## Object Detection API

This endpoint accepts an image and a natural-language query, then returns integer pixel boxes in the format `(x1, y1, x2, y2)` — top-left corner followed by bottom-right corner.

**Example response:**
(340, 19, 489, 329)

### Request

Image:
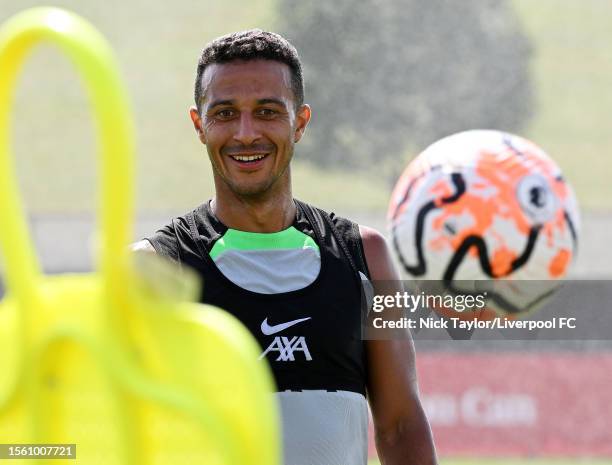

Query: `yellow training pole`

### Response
(0, 7, 280, 464)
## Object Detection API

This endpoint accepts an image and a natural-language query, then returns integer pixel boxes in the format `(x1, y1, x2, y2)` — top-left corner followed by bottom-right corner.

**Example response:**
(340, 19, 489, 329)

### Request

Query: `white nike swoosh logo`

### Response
(261, 317, 312, 335)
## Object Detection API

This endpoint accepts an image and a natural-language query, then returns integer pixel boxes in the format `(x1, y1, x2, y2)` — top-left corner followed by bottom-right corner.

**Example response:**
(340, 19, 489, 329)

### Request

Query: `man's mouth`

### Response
(229, 153, 268, 163)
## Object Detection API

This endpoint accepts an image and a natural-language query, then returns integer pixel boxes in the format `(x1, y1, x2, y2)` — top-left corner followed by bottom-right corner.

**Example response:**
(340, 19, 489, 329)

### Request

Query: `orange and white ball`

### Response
(388, 130, 580, 317)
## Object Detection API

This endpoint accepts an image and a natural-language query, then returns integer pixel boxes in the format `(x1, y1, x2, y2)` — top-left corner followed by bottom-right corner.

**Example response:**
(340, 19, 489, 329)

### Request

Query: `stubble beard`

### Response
(209, 147, 294, 200)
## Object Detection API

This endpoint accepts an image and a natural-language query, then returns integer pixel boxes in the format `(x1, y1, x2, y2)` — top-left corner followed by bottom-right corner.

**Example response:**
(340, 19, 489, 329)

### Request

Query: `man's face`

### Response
(190, 60, 310, 198)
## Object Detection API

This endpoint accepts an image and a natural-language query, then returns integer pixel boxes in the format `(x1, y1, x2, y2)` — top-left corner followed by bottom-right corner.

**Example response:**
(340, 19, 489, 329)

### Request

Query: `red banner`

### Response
(368, 352, 612, 458)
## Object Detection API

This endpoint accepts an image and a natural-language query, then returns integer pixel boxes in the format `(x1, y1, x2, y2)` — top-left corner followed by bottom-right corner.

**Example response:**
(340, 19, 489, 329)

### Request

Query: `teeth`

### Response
(232, 154, 266, 162)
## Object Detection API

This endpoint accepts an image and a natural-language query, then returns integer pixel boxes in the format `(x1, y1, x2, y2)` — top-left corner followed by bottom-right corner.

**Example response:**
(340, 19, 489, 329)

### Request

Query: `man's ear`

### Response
(189, 106, 206, 144)
(293, 104, 311, 143)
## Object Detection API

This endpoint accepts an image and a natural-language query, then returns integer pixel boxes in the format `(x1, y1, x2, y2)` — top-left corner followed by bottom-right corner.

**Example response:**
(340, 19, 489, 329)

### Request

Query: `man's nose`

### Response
(233, 113, 261, 145)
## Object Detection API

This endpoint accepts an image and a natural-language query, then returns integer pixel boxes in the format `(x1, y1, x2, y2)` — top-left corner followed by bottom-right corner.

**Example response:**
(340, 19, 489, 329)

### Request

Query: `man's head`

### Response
(194, 29, 304, 114)
(190, 30, 311, 199)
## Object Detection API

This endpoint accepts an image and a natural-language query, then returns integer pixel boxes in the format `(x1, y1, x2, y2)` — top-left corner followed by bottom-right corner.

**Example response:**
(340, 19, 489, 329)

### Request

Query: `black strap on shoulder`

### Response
(185, 199, 369, 280)
(187, 210, 209, 259)
(295, 200, 362, 278)
(170, 217, 184, 268)
(347, 221, 371, 279)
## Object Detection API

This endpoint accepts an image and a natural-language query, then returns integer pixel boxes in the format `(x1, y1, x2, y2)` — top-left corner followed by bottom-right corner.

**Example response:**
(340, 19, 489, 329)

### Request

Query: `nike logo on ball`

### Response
(261, 317, 311, 335)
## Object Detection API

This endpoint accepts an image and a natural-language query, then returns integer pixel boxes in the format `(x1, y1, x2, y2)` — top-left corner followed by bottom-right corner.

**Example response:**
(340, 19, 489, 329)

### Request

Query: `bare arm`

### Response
(360, 225, 438, 465)
(130, 239, 156, 253)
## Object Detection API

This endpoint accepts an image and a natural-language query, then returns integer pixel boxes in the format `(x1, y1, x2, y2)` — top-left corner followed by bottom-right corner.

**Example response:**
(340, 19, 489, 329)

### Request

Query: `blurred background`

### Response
(0, 0, 610, 463)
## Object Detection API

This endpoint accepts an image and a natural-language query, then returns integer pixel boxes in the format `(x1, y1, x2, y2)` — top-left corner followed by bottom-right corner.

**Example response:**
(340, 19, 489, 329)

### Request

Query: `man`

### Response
(134, 29, 437, 465)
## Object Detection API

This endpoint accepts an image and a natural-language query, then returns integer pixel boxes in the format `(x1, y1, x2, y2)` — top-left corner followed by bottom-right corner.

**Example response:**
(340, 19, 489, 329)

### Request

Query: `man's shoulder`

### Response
(151, 202, 212, 237)
(296, 199, 358, 232)
(300, 201, 392, 280)
(297, 200, 374, 278)
(358, 225, 398, 281)
(140, 202, 212, 261)
(358, 225, 387, 251)
(131, 239, 156, 253)
(297, 200, 387, 247)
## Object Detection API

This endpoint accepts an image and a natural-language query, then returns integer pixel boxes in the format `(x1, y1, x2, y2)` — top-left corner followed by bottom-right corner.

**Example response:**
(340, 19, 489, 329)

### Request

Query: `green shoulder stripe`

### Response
(209, 226, 319, 260)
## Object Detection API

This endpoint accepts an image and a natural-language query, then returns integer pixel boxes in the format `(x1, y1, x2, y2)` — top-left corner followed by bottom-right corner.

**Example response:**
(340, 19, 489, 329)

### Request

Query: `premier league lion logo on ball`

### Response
(388, 130, 580, 319)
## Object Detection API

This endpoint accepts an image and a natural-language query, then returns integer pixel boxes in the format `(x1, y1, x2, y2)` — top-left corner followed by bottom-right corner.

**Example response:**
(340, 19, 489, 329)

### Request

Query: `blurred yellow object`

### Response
(0, 7, 279, 464)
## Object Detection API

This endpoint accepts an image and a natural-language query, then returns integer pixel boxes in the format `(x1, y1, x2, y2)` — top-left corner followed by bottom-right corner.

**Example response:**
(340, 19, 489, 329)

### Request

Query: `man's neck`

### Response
(211, 189, 296, 233)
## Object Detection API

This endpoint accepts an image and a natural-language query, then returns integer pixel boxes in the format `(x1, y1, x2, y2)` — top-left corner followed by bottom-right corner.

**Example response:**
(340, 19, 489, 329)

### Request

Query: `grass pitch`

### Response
(512, 0, 612, 211)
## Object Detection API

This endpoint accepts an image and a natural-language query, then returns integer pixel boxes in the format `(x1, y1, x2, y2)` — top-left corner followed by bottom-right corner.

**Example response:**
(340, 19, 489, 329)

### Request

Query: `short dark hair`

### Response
(194, 29, 304, 113)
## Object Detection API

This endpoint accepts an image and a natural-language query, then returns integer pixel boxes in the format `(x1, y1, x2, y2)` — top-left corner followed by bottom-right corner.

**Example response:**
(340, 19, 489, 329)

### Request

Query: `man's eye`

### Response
(216, 109, 235, 118)
(257, 108, 277, 117)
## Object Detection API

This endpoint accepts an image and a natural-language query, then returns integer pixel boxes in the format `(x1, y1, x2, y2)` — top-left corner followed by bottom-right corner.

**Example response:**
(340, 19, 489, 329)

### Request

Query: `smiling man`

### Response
(134, 30, 437, 465)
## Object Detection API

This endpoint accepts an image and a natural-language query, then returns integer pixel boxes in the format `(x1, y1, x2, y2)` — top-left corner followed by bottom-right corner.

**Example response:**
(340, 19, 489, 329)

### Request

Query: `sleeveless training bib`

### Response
(147, 200, 372, 465)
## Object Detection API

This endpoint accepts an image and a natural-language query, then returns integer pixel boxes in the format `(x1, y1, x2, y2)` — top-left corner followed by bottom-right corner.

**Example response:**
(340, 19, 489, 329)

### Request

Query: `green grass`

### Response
(511, 0, 612, 211)
(2, 0, 611, 214)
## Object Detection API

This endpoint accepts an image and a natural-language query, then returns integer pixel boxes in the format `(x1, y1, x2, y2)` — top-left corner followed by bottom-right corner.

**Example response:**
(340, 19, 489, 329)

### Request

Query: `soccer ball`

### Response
(388, 130, 580, 318)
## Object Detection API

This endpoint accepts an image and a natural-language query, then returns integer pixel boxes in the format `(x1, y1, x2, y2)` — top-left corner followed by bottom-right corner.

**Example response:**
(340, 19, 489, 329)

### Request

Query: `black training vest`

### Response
(147, 200, 370, 395)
